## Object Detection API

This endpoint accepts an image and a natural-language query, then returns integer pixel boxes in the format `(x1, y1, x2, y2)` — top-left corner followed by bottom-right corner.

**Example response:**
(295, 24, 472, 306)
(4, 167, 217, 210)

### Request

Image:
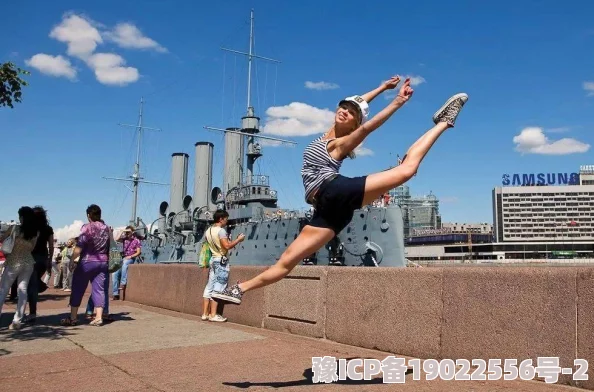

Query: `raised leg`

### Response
(362, 122, 449, 206)
(211, 225, 335, 304)
(241, 225, 335, 292)
(362, 93, 468, 206)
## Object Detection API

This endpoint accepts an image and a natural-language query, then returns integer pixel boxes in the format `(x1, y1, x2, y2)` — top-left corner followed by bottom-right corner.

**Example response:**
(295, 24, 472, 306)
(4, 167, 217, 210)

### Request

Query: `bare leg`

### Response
(238, 226, 335, 293)
(209, 300, 222, 317)
(362, 122, 450, 206)
(202, 298, 210, 316)
(94, 306, 103, 321)
(70, 306, 78, 320)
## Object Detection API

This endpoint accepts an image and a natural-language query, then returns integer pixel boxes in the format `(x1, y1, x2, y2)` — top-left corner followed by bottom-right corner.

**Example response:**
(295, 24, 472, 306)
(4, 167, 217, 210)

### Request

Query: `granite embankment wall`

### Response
(126, 264, 594, 390)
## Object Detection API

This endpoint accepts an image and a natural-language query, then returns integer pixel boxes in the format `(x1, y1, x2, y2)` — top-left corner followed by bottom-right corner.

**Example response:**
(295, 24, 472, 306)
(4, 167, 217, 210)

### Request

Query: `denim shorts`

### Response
(203, 257, 230, 299)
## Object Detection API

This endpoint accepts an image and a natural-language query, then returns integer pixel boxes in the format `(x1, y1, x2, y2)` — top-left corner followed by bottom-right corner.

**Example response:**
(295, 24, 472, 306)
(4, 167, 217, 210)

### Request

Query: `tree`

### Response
(0, 62, 30, 108)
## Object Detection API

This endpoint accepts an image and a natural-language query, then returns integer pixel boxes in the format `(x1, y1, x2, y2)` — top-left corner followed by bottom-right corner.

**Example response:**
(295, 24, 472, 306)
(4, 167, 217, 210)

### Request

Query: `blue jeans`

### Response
(86, 271, 109, 315)
(112, 257, 136, 296)
(203, 258, 230, 299)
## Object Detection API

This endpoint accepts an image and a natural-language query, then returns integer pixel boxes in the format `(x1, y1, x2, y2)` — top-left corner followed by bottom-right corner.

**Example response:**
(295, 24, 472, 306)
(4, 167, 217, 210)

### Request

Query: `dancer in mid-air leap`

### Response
(212, 76, 468, 304)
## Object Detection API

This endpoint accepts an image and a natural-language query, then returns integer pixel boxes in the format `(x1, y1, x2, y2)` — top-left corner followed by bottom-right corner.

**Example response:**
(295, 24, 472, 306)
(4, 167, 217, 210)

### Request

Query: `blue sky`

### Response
(2, 0, 593, 239)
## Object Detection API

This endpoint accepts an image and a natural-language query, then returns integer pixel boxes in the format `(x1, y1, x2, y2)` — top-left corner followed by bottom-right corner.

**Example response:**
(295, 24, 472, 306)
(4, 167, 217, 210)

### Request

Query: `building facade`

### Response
(390, 185, 441, 238)
(581, 165, 594, 186)
(406, 167, 594, 263)
(492, 185, 594, 243)
(440, 222, 493, 235)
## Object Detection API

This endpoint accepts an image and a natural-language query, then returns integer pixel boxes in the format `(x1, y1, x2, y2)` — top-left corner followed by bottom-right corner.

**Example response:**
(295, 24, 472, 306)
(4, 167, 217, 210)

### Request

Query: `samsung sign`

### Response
(502, 172, 580, 186)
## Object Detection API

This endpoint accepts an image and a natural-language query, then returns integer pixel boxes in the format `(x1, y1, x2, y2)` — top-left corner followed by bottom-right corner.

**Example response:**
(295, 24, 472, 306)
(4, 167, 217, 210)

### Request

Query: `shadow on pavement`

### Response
(0, 312, 135, 342)
(223, 357, 413, 388)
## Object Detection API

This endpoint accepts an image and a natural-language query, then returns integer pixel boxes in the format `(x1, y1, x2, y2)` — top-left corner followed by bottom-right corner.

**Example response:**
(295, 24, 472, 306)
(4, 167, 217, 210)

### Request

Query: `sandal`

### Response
(60, 318, 78, 326)
(89, 319, 103, 326)
(85, 313, 95, 320)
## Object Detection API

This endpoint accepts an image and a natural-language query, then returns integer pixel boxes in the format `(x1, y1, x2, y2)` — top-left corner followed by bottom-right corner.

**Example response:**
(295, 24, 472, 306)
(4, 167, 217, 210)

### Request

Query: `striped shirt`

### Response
(301, 136, 343, 203)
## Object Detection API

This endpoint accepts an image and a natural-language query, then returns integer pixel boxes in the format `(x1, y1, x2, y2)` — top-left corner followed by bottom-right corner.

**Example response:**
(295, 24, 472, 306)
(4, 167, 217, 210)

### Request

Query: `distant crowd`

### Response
(0, 204, 143, 329)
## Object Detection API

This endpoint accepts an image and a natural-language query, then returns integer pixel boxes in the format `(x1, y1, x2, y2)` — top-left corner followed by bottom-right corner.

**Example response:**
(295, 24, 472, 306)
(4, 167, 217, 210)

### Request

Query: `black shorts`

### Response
(308, 174, 367, 234)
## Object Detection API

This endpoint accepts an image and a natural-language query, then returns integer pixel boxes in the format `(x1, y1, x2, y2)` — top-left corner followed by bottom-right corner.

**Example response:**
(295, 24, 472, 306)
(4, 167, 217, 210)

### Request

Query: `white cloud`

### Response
(305, 81, 339, 90)
(513, 127, 590, 155)
(262, 102, 335, 137)
(441, 196, 459, 203)
(25, 54, 77, 80)
(93, 63, 139, 86)
(406, 75, 426, 86)
(54, 220, 84, 243)
(38, 13, 165, 86)
(354, 144, 374, 157)
(584, 81, 594, 96)
(260, 102, 374, 156)
(258, 139, 285, 147)
(104, 23, 167, 52)
(86, 53, 139, 85)
(49, 14, 103, 59)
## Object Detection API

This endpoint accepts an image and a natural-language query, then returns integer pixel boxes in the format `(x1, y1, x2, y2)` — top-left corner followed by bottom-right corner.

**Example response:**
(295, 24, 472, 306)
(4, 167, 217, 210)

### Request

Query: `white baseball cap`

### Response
(339, 95, 370, 124)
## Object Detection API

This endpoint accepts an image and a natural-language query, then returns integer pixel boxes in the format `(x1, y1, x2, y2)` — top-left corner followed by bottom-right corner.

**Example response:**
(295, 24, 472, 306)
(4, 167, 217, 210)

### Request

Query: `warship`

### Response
(130, 10, 408, 267)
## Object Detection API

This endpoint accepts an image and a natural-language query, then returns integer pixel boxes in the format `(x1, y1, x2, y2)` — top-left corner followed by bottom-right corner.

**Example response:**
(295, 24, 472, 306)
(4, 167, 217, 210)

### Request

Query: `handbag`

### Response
(1, 226, 17, 254)
(198, 240, 212, 268)
(108, 228, 123, 273)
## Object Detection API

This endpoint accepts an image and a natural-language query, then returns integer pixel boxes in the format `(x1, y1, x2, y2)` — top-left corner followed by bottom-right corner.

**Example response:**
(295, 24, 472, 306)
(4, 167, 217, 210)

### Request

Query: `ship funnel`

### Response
(194, 142, 215, 212)
(157, 201, 168, 233)
(223, 128, 244, 195)
(170, 153, 189, 215)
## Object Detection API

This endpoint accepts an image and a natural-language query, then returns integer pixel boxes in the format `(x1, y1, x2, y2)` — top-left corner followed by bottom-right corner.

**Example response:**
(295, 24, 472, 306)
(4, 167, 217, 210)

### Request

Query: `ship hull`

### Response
(142, 204, 406, 267)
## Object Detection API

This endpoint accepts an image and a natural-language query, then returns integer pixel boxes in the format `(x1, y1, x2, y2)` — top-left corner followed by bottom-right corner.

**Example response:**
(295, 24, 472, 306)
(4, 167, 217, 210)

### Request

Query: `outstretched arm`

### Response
(360, 75, 401, 104)
(330, 78, 414, 161)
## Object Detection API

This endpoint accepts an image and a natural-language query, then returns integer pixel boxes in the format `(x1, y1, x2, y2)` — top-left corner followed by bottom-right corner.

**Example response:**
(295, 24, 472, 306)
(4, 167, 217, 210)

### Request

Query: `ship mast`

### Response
(246, 9, 255, 111)
(219, 9, 285, 181)
(204, 9, 295, 207)
(104, 97, 168, 226)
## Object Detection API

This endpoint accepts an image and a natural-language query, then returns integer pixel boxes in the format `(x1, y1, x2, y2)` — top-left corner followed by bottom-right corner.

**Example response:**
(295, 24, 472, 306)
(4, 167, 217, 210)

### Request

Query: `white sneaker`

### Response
(208, 314, 227, 322)
(432, 93, 469, 126)
(201, 314, 208, 321)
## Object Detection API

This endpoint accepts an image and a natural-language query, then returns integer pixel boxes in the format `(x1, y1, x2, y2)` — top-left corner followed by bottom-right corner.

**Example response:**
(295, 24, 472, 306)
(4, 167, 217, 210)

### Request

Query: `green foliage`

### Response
(0, 62, 30, 108)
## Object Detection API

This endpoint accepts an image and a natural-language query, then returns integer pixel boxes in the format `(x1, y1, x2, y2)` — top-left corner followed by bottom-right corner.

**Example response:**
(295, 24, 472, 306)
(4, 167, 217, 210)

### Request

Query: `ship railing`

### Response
(242, 174, 269, 186)
(226, 184, 278, 201)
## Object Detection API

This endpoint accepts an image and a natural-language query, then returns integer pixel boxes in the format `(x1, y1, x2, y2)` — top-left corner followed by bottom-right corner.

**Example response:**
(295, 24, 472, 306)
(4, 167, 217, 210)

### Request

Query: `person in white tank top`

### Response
(212, 75, 469, 305)
(0, 207, 40, 330)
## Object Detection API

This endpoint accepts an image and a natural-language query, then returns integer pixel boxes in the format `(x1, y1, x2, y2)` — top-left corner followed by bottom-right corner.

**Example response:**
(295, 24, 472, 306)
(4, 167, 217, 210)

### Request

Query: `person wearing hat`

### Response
(111, 225, 141, 300)
(212, 76, 469, 304)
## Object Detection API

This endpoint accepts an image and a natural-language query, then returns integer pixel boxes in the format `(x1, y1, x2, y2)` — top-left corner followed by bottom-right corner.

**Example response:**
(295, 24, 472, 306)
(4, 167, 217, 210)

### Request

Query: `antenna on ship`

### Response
(203, 8, 296, 208)
(204, 8, 295, 148)
(104, 97, 168, 226)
